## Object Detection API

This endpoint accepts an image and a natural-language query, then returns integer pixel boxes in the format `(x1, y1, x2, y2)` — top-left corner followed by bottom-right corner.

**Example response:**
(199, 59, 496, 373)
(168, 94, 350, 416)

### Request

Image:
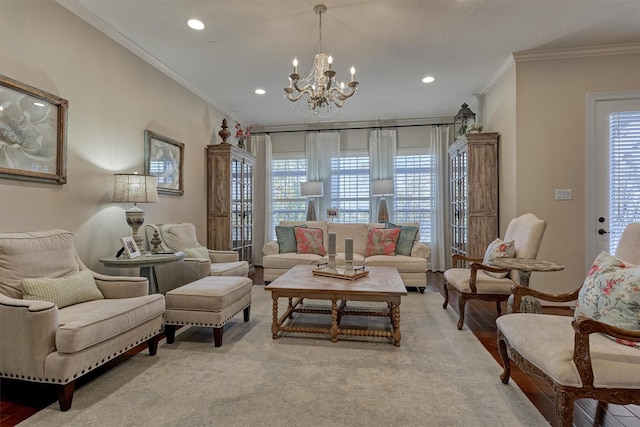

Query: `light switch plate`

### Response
(555, 189, 572, 200)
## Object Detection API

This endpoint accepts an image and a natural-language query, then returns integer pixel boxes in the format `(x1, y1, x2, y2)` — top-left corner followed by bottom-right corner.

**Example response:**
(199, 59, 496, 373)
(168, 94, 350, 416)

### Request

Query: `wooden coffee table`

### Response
(266, 265, 407, 346)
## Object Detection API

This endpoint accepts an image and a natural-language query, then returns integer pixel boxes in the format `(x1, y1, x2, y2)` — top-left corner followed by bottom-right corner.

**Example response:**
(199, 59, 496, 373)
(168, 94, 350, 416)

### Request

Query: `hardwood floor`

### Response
(2, 269, 639, 426)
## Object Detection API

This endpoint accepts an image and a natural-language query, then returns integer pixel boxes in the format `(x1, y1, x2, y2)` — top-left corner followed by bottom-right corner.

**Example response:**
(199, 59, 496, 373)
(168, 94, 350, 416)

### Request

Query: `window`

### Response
(394, 154, 432, 242)
(609, 110, 640, 254)
(331, 155, 370, 223)
(271, 157, 307, 239)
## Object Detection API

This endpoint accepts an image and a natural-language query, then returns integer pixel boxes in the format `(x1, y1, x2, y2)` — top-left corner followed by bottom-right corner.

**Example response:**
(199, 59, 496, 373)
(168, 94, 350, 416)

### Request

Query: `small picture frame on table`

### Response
(327, 208, 339, 218)
(121, 236, 141, 259)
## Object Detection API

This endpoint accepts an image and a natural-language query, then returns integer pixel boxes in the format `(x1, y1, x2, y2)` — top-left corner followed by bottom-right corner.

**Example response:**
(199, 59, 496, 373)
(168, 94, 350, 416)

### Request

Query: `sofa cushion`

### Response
(364, 255, 426, 272)
(295, 227, 326, 256)
(482, 238, 516, 279)
(56, 294, 165, 353)
(276, 225, 305, 254)
(365, 227, 401, 256)
(385, 222, 418, 256)
(263, 253, 324, 269)
(22, 269, 104, 309)
(575, 251, 640, 347)
(328, 223, 369, 255)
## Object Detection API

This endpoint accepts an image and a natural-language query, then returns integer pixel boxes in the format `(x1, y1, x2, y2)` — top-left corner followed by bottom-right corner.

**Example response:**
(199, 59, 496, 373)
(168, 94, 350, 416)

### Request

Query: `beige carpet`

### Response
(20, 286, 549, 426)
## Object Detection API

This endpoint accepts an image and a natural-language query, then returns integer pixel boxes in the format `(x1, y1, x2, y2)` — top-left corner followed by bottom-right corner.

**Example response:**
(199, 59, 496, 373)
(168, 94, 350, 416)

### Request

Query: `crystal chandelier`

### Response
(284, 4, 359, 118)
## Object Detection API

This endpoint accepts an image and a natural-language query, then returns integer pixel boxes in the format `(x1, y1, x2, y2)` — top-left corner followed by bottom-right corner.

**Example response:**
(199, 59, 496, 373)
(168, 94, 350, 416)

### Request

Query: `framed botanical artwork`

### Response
(121, 236, 141, 259)
(144, 130, 184, 195)
(0, 74, 68, 184)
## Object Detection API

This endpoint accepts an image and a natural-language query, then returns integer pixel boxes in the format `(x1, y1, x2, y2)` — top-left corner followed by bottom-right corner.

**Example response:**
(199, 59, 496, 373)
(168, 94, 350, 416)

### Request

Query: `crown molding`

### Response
(477, 55, 515, 96)
(513, 43, 640, 62)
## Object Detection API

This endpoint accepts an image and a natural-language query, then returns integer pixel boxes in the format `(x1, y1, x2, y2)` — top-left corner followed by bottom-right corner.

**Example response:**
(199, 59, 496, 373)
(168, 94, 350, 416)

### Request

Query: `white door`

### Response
(587, 92, 640, 264)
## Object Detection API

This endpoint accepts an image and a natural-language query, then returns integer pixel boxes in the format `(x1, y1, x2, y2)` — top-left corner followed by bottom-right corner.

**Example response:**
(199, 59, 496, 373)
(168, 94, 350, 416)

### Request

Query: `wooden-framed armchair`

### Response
(442, 213, 547, 329)
(496, 223, 640, 426)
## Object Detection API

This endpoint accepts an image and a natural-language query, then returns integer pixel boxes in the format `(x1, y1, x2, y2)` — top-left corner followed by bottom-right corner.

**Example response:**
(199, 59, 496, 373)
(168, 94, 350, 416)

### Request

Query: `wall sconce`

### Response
(300, 181, 324, 221)
(371, 179, 394, 222)
(113, 173, 158, 252)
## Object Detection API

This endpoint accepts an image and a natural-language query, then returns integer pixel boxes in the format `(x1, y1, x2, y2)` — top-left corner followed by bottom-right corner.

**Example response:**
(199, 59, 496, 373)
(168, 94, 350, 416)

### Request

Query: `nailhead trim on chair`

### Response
(0, 329, 161, 384)
(164, 303, 250, 328)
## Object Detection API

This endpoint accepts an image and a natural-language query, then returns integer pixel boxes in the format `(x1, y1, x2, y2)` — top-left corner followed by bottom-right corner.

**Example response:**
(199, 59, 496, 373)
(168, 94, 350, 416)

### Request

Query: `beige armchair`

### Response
(145, 223, 249, 294)
(442, 213, 547, 329)
(0, 230, 165, 411)
(497, 223, 640, 427)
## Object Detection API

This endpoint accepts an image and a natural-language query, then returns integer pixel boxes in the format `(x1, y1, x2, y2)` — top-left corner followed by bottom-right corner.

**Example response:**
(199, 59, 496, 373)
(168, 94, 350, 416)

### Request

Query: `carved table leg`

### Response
(330, 299, 338, 342)
(287, 297, 294, 319)
(391, 302, 401, 347)
(272, 295, 279, 339)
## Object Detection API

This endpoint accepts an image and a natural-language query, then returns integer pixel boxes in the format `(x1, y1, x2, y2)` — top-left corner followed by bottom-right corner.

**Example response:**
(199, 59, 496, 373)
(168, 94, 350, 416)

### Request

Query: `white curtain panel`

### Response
(305, 132, 340, 220)
(430, 126, 450, 271)
(369, 129, 397, 222)
(248, 134, 272, 266)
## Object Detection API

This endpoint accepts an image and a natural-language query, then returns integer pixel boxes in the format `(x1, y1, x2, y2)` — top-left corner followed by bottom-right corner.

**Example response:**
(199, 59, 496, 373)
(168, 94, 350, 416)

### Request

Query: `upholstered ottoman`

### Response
(164, 276, 252, 347)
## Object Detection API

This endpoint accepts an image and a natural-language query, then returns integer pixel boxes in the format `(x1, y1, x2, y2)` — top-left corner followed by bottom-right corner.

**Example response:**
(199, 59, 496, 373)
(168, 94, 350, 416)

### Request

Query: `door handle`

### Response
(598, 228, 609, 235)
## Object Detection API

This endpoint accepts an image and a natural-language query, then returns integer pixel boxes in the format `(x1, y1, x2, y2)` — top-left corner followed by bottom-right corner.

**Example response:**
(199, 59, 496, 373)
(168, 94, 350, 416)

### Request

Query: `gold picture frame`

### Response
(144, 130, 184, 195)
(0, 74, 68, 184)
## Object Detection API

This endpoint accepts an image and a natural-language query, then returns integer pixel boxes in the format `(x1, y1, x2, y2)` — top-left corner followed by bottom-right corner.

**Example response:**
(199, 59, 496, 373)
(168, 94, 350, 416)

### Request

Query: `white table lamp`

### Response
(371, 179, 394, 223)
(301, 181, 324, 221)
(113, 173, 159, 252)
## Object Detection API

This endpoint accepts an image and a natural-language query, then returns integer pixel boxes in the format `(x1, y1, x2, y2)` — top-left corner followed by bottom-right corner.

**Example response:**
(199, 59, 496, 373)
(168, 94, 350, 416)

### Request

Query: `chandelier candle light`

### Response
(284, 4, 358, 117)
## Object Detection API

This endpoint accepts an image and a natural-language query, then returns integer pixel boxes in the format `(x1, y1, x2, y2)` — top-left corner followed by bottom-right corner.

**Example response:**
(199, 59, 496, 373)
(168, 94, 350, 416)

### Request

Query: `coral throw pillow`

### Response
(366, 227, 401, 257)
(575, 251, 640, 347)
(482, 238, 516, 279)
(294, 226, 326, 256)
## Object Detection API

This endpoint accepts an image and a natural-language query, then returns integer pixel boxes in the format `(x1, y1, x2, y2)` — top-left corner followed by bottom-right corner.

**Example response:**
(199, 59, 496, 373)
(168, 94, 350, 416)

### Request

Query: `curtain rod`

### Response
(252, 121, 454, 135)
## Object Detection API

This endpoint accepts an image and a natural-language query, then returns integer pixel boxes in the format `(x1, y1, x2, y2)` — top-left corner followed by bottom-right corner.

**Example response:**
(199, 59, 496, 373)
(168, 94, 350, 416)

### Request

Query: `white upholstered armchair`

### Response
(0, 230, 165, 411)
(145, 223, 249, 294)
(497, 223, 640, 427)
(442, 213, 547, 329)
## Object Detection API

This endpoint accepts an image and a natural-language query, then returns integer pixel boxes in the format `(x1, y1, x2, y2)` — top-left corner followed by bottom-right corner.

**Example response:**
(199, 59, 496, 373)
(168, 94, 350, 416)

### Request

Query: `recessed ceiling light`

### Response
(255, 89, 266, 95)
(33, 102, 45, 107)
(422, 76, 435, 83)
(187, 19, 205, 30)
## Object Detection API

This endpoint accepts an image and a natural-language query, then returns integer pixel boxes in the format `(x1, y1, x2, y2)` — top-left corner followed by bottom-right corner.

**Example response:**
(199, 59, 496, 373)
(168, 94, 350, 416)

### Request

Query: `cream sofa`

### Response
(0, 230, 165, 411)
(262, 221, 430, 291)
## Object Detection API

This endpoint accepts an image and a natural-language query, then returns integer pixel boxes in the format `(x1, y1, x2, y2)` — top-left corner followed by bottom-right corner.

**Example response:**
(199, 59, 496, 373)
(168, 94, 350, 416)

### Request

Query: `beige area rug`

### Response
(20, 286, 549, 427)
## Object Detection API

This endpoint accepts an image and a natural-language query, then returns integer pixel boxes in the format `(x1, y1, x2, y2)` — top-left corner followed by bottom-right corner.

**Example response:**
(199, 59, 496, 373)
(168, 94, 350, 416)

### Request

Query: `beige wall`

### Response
(0, 1, 226, 271)
(483, 65, 517, 231)
(485, 52, 640, 294)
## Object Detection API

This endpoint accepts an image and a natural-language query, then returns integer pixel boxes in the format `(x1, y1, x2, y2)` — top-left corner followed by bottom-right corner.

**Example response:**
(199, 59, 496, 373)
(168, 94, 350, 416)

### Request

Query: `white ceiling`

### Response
(58, 0, 640, 128)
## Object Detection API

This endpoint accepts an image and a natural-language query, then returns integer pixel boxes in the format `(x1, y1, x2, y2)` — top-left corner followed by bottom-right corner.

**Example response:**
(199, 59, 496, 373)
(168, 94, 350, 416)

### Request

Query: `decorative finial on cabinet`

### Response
(218, 119, 231, 144)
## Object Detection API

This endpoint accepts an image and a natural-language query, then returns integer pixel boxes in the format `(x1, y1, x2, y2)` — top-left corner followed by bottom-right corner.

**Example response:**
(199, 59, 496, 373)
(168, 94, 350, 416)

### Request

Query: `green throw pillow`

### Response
(385, 222, 418, 256)
(276, 225, 306, 254)
(21, 269, 104, 309)
(183, 246, 210, 259)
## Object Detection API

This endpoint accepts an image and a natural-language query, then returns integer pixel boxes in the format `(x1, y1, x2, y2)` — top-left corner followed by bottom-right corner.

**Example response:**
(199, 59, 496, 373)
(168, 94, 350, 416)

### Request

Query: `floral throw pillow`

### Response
(575, 251, 640, 348)
(482, 238, 516, 279)
(294, 226, 326, 256)
(365, 227, 401, 257)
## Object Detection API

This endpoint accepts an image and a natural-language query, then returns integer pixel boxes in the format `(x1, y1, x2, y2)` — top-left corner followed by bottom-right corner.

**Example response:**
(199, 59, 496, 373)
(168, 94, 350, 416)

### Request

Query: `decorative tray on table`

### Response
(312, 263, 369, 281)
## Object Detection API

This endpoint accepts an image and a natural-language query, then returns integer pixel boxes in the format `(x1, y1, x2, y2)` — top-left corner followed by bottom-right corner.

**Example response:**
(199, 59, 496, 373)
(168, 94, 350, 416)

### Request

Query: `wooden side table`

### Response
(487, 258, 564, 313)
(99, 253, 185, 294)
